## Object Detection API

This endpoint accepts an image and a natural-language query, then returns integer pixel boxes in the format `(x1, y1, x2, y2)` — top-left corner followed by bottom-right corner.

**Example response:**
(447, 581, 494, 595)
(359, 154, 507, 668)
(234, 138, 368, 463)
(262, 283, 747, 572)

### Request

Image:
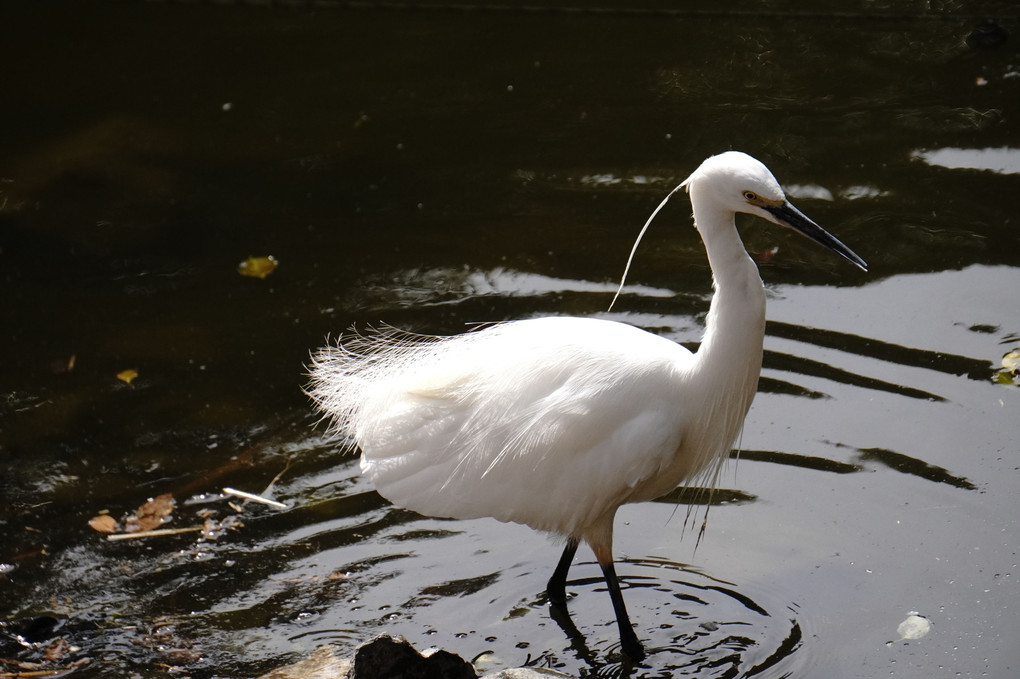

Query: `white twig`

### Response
(223, 487, 288, 509)
(106, 526, 203, 541)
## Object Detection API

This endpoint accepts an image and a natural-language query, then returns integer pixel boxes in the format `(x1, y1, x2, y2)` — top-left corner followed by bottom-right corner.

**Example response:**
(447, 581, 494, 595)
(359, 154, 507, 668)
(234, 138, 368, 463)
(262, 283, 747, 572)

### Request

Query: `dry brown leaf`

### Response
(1, 658, 46, 670)
(125, 493, 175, 533)
(237, 255, 278, 279)
(88, 515, 118, 533)
(42, 638, 72, 662)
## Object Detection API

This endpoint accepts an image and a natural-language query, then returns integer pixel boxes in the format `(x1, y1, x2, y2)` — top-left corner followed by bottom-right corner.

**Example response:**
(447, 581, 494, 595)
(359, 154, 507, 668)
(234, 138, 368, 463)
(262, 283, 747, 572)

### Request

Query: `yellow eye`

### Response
(743, 191, 758, 201)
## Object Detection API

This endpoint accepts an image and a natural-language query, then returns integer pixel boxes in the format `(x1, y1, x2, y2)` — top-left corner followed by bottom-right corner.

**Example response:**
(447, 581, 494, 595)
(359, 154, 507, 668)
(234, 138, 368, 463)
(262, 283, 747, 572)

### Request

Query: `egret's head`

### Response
(682, 151, 786, 221)
(683, 151, 868, 271)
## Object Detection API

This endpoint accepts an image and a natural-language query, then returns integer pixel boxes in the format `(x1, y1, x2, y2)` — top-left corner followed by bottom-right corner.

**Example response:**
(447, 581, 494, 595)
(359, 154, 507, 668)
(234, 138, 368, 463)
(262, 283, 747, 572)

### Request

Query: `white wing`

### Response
(309, 317, 695, 536)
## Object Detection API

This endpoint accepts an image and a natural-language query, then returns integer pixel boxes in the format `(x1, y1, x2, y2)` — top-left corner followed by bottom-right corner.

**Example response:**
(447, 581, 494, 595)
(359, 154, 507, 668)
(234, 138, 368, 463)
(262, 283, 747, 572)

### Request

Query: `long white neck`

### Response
(683, 200, 767, 482)
(693, 204, 767, 370)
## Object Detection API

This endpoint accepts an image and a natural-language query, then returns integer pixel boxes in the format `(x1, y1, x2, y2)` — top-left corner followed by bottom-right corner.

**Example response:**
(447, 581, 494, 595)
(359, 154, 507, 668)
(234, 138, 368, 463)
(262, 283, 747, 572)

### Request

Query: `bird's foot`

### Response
(546, 586, 569, 607)
(620, 635, 646, 662)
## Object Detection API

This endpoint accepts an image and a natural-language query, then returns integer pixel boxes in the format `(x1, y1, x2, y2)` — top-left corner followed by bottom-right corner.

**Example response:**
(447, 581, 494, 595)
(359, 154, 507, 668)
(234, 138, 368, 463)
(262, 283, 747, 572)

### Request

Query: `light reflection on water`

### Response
(348, 266, 676, 310)
(913, 146, 1020, 174)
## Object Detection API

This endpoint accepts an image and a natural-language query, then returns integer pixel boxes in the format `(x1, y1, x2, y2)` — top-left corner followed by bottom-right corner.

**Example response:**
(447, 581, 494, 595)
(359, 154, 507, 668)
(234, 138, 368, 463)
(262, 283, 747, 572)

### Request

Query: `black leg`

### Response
(546, 538, 579, 606)
(598, 558, 646, 661)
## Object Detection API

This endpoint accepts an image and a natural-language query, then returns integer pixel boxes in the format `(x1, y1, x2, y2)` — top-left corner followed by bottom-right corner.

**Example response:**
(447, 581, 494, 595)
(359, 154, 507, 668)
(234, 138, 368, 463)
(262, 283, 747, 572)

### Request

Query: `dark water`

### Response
(2, 1, 1019, 677)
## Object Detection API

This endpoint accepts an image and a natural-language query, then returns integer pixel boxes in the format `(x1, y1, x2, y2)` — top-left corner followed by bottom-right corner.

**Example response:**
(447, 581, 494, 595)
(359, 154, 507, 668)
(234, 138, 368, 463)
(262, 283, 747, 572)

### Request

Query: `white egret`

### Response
(308, 151, 867, 660)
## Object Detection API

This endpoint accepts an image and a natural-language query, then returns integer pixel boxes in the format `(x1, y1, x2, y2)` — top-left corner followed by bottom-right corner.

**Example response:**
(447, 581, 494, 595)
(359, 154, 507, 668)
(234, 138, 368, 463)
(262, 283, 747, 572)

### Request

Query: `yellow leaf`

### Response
(116, 369, 138, 384)
(994, 371, 1017, 386)
(238, 255, 278, 279)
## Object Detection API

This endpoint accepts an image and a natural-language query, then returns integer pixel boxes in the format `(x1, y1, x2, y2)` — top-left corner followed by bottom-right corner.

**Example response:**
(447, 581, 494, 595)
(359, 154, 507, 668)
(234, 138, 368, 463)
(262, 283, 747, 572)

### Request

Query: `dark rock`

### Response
(256, 636, 578, 679)
(352, 635, 476, 679)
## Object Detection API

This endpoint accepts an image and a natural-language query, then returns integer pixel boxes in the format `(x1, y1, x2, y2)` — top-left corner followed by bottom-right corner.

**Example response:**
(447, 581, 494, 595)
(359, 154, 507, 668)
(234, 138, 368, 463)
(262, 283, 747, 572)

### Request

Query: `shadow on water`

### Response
(854, 447, 978, 490)
(765, 347, 948, 402)
(2, 0, 1019, 677)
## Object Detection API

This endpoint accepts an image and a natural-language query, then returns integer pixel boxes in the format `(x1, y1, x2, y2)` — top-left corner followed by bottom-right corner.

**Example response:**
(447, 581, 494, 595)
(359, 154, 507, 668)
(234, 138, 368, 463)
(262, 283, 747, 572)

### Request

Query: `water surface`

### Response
(2, 2, 1018, 677)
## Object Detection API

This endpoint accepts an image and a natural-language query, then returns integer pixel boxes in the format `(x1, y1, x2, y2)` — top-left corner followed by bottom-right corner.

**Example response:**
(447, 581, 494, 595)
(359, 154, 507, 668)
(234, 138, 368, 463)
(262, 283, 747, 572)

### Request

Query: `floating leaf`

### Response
(237, 255, 278, 279)
(198, 514, 243, 541)
(125, 493, 176, 533)
(88, 514, 118, 533)
(896, 612, 932, 640)
(992, 348, 1020, 386)
(1002, 349, 1020, 375)
(995, 371, 1017, 386)
(116, 368, 138, 385)
(43, 637, 73, 662)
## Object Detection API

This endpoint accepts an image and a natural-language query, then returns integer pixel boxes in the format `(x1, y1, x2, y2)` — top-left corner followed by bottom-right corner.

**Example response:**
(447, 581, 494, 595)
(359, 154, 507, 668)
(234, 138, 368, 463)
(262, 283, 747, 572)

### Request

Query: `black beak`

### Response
(764, 201, 868, 272)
